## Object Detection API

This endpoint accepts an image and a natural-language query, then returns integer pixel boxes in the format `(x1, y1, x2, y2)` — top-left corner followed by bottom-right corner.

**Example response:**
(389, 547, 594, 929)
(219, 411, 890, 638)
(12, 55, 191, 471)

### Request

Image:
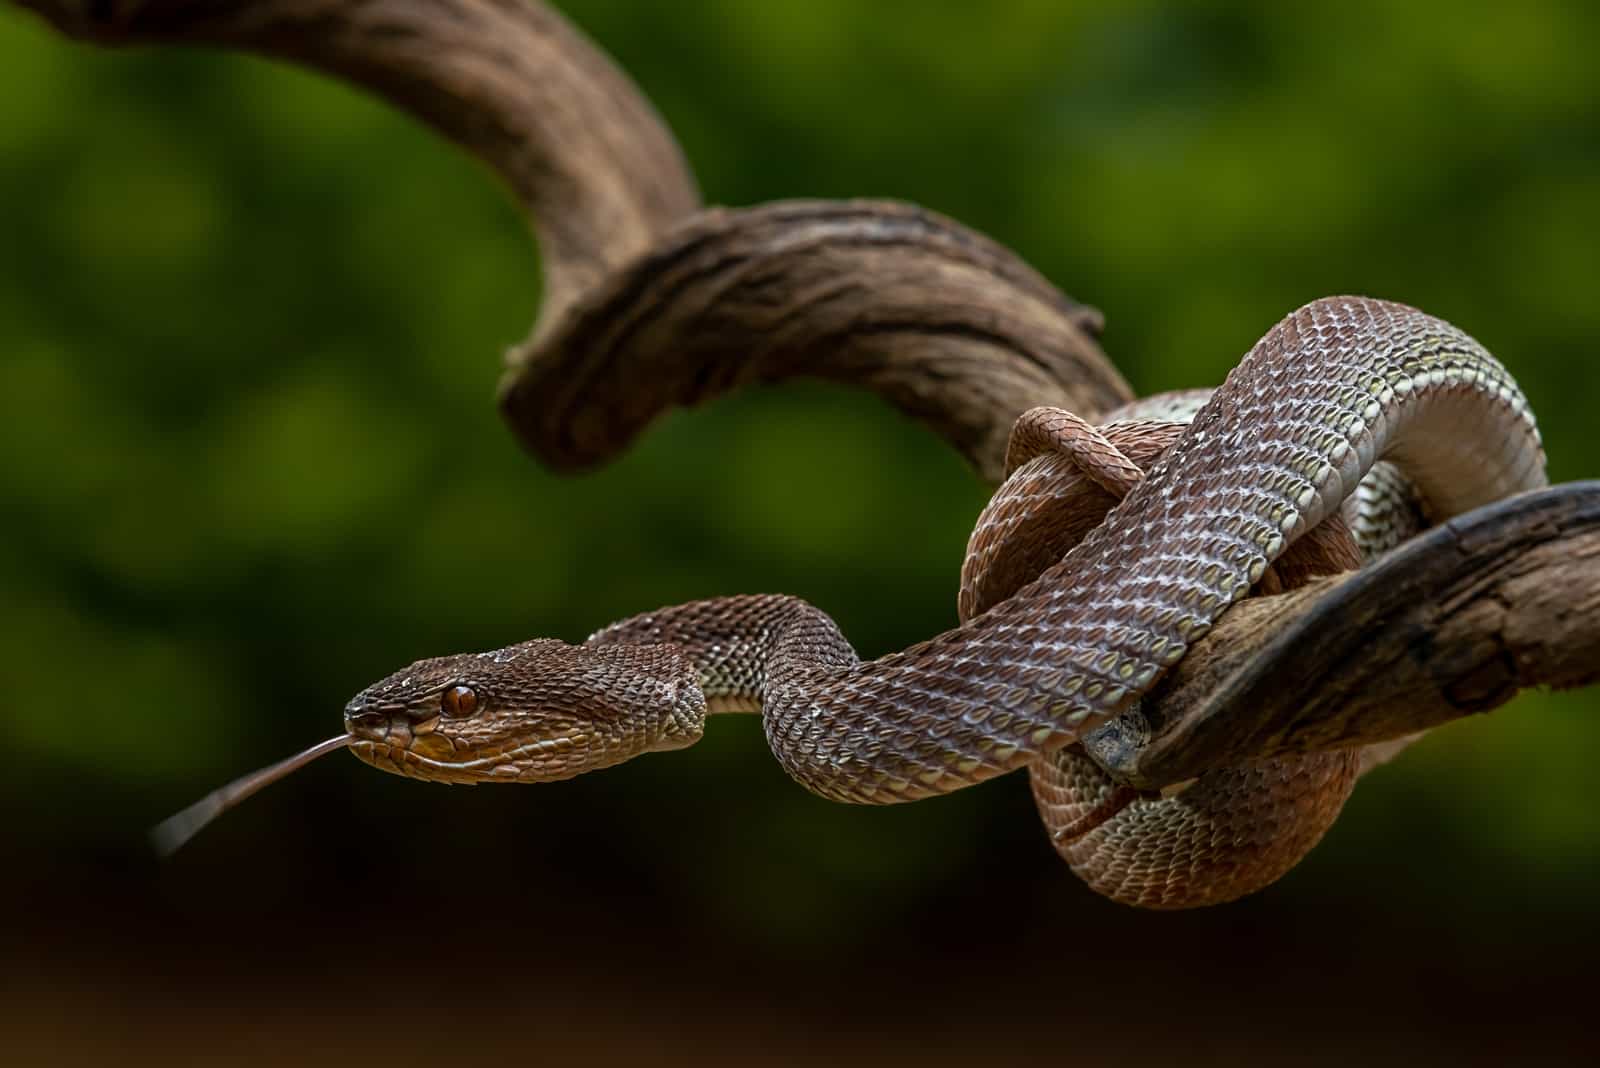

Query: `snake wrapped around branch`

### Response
(159, 295, 1547, 908)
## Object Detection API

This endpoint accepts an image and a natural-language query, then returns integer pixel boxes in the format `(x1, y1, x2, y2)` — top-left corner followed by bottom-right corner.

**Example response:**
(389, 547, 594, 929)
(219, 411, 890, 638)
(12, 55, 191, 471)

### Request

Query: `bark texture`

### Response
(1108, 482, 1600, 788)
(15, 0, 1127, 481)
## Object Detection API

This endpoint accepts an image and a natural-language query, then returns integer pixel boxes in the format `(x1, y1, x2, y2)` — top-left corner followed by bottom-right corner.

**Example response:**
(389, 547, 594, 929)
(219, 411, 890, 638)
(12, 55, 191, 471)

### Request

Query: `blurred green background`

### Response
(2, 1, 1597, 1063)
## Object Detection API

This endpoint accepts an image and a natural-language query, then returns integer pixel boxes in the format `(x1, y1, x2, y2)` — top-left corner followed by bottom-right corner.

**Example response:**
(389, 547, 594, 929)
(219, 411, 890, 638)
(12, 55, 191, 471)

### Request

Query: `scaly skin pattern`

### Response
(344, 297, 1546, 905)
(965, 409, 1370, 907)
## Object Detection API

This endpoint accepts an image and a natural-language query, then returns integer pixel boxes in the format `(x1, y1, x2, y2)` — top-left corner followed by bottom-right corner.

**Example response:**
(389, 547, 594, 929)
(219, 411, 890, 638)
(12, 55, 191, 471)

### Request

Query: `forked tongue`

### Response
(150, 734, 352, 857)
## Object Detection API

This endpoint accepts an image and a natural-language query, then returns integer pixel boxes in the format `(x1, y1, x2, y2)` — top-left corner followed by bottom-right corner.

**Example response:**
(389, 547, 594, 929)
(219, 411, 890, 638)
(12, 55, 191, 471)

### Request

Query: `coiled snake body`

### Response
(338, 296, 1546, 907)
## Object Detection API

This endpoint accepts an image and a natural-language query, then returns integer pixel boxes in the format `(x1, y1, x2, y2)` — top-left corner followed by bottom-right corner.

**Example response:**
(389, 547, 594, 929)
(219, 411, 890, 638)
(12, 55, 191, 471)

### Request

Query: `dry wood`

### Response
(1099, 482, 1600, 788)
(501, 199, 1129, 479)
(19, 0, 700, 329)
(16, 0, 1126, 481)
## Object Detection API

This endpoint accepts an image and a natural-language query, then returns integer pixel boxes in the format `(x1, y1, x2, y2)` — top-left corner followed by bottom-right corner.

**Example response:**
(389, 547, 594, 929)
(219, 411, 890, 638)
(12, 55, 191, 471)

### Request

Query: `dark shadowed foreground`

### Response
(6, 821, 1599, 1066)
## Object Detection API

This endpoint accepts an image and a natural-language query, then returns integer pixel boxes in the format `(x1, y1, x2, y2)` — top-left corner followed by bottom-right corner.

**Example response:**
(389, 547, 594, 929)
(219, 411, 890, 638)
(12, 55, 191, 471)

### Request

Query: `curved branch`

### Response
(501, 199, 1130, 480)
(17, 0, 701, 337)
(1091, 482, 1600, 789)
(15, 0, 1129, 481)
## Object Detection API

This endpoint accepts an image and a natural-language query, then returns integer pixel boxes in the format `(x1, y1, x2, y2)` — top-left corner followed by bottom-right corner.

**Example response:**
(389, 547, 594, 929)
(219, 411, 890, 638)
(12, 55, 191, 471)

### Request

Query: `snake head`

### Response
(343, 638, 707, 784)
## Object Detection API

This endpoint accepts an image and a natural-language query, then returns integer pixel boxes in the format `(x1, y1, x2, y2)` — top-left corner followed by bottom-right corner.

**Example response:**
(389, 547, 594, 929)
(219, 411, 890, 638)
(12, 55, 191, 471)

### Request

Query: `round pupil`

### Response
(442, 684, 479, 718)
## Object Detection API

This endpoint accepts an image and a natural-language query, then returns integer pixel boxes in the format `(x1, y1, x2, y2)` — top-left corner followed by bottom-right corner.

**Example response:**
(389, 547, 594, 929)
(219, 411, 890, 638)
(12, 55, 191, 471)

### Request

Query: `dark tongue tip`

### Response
(150, 734, 352, 857)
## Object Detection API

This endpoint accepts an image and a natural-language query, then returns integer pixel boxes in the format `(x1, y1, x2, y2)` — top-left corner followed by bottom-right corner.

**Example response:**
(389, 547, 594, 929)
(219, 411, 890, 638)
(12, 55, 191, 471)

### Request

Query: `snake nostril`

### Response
(344, 706, 393, 740)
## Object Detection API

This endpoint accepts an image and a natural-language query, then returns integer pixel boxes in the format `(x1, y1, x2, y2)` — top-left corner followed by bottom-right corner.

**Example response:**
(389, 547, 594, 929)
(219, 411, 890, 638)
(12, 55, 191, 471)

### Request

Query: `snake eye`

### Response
(440, 684, 480, 719)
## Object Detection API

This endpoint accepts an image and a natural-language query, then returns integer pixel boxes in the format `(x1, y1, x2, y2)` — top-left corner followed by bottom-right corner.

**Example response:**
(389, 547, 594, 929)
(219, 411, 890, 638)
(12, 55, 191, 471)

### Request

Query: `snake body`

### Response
(345, 296, 1546, 907)
(965, 406, 1380, 906)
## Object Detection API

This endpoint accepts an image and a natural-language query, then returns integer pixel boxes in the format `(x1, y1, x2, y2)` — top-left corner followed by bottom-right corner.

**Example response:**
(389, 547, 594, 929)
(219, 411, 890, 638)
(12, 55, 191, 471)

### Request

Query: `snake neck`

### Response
(585, 592, 860, 718)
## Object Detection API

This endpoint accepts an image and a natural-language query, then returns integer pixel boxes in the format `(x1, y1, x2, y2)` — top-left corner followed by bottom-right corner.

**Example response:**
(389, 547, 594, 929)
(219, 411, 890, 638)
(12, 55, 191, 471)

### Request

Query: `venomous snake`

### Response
(158, 295, 1546, 908)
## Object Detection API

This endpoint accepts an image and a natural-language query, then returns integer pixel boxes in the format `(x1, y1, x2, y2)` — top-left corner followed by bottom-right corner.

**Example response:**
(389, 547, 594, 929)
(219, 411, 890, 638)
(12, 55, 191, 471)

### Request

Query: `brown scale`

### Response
(964, 410, 1365, 908)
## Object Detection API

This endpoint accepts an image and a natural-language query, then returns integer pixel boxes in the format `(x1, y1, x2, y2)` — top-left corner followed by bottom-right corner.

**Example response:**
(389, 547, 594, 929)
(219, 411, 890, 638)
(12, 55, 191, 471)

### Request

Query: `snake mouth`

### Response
(348, 731, 596, 784)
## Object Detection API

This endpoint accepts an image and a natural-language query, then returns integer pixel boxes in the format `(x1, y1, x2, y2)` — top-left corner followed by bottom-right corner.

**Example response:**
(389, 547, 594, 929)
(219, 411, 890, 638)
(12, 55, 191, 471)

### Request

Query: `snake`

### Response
(155, 296, 1546, 908)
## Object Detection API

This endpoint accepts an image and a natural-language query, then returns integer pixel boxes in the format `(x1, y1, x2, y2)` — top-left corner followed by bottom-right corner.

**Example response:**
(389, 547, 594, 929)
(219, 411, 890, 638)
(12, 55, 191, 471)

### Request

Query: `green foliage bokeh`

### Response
(1, 0, 1596, 945)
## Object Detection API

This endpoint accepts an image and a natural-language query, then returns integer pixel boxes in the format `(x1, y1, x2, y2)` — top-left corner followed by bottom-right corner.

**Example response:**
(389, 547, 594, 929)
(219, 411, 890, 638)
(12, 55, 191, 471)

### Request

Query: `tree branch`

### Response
(13, 0, 1127, 481)
(1089, 482, 1600, 789)
(18, 0, 701, 329)
(499, 198, 1130, 479)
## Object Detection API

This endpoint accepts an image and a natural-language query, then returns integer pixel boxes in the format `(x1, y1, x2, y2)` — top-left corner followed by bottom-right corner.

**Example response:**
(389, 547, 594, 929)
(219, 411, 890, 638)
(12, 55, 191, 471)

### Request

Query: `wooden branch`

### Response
(17, 0, 701, 330)
(500, 199, 1130, 480)
(1087, 482, 1600, 789)
(14, 0, 1128, 481)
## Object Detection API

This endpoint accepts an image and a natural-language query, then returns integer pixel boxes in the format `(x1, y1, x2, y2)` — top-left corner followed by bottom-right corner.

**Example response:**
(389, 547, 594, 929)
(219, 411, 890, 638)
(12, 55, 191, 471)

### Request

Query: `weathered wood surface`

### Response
(15, 0, 1128, 482)
(1108, 482, 1600, 787)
